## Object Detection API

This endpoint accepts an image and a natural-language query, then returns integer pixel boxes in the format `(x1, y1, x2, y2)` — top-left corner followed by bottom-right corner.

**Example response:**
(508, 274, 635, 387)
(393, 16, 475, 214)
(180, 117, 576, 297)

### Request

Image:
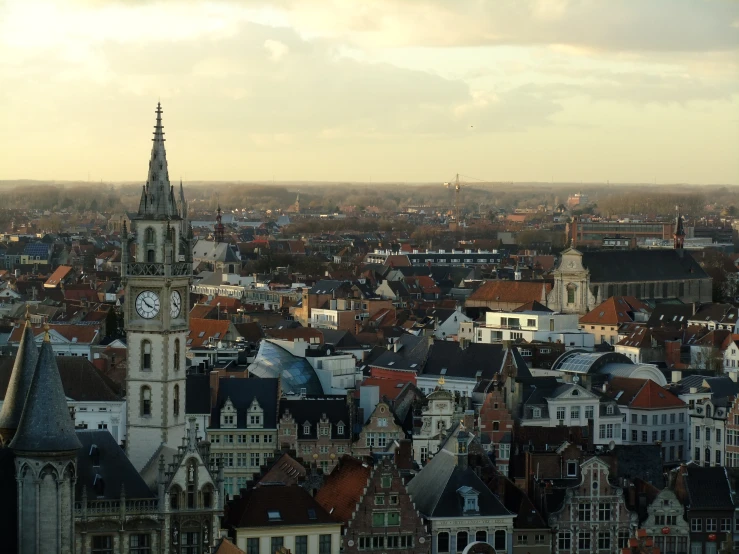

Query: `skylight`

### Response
(307, 509, 317, 520)
(267, 510, 282, 521)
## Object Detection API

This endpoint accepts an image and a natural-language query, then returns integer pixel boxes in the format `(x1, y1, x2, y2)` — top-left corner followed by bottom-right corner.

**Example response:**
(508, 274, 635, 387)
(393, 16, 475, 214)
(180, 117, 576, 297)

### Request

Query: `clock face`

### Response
(170, 290, 182, 319)
(135, 290, 160, 319)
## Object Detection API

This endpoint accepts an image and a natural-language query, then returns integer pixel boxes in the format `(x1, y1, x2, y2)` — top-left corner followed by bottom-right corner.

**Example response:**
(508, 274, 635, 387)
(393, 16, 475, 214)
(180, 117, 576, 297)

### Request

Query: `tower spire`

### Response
(138, 102, 177, 219)
(214, 204, 225, 243)
(674, 206, 685, 250)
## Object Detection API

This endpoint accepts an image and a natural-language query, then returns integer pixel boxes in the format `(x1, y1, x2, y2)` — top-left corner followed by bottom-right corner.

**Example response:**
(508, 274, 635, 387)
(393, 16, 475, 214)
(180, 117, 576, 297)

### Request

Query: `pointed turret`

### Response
(0, 317, 39, 444)
(137, 102, 178, 219)
(674, 207, 686, 250)
(9, 330, 81, 453)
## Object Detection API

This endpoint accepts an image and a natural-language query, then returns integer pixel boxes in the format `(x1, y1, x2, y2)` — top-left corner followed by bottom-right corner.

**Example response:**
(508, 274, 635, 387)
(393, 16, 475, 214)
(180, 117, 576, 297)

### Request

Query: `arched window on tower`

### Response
(141, 386, 151, 416)
(141, 340, 152, 371)
(174, 339, 180, 371)
(145, 227, 155, 244)
(173, 384, 180, 416)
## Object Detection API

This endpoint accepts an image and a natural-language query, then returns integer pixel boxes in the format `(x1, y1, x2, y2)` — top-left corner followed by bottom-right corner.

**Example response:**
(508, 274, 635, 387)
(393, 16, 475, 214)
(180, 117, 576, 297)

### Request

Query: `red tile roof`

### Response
(383, 255, 411, 268)
(607, 377, 685, 409)
(580, 296, 651, 325)
(188, 318, 231, 347)
(467, 280, 551, 304)
(44, 265, 72, 288)
(360, 377, 410, 401)
(314, 456, 372, 523)
(8, 323, 100, 344)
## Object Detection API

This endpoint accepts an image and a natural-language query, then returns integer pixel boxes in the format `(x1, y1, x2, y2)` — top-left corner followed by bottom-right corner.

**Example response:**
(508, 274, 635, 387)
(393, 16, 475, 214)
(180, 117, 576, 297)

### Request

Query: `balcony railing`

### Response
(125, 262, 191, 277)
(74, 498, 160, 516)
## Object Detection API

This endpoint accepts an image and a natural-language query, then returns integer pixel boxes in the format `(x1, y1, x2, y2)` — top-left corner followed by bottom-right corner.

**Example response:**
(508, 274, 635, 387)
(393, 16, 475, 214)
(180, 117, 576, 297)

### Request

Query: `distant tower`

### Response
(10, 329, 81, 554)
(294, 191, 301, 214)
(123, 103, 192, 471)
(674, 208, 686, 249)
(214, 204, 225, 243)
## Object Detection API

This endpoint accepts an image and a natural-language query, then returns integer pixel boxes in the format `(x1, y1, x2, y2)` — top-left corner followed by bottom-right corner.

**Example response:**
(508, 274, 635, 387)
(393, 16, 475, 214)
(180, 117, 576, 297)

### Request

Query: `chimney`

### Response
(671, 369, 682, 384)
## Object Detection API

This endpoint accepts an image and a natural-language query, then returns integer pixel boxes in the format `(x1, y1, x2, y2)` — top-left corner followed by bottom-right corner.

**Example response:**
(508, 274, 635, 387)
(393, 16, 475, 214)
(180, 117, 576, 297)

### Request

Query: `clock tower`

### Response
(123, 103, 193, 471)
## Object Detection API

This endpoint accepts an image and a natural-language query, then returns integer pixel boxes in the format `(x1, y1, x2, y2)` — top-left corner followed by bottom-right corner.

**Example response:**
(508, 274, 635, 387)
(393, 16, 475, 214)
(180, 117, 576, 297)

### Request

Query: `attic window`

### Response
(410, 363, 417, 368)
(307, 509, 317, 520)
(599, 311, 605, 317)
(198, 331, 205, 338)
(267, 510, 282, 521)
(214, 333, 221, 339)
(441, 368, 448, 375)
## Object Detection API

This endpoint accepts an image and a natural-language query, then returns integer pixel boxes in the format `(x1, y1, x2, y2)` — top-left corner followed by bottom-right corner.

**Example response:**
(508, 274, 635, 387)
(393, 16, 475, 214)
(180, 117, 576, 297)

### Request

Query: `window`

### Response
(691, 518, 702, 532)
(598, 532, 611, 551)
(607, 405, 614, 415)
(598, 503, 611, 521)
(173, 384, 180, 416)
(438, 532, 450, 553)
(578, 531, 591, 550)
(173, 338, 180, 370)
(320, 425, 330, 436)
(670, 413, 676, 424)
(706, 429, 712, 442)
(585, 406, 594, 419)
(130, 534, 151, 554)
(517, 534, 528, 545)
(567, 460, 577, 477)
(182, 531, 200, 554)
(670, 429, 675, 441)
(494, 530, 506, 550)
(652, 431, 658, 442)
(375, 495, 385, 505)
(717, 429, 722, 443)
(250, 415, 261, 425)
(145, 227, 155, 243)
(695, 426, 701, 440)
(579, 502, 591, 521)
(571, 406, 580, 419)
(721, 518, 732, 532)
(250, 434, 260, 443)
(382, 475, 392, 488)
(558, 532, 571, 550)
(270, 538, 284, 553)
(366, 433, 375, 447)
(303, 423, 311, 435)
(141, 340, 151, 371)
(389, 494, 398, 505)
(556, 406, 566, 420)
(631, 430, 638, 441)
(567, 284, 576, 304)
(295, 536, 308, 554)
(250, 453, 260, 467)
(140, 386, 151, 417)
(319, 534, 332, 554)
(337, 424, 344, 435)
(642, 431, 648, 442)
(92, 536, 114, 554)
(457, 532, 468, 551)
(706, 518, 717, 532)
(246, 538, 259, 554)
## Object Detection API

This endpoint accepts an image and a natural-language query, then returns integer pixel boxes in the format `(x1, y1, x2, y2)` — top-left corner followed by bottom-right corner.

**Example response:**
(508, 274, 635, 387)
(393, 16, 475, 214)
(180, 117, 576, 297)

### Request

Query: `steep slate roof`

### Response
(279, 397, 351, 440)
(407, 445, 512, 518)
(226, 485, 337, 528)
(9, 338, 82, 453)
(369, 334, 431, 372)
(467, 280, 551, 304)
(612, 445, 665, 488)
(314, 455, 372, 522)
(582, 250, 709, 283)
(257, 452, 307, 486)
(580, 296, 650, 325)
(210, 378, 279, 429)
(682, 464, 734, 510)
(422, 341, 531, 381)
(186, 373, 211, 415)
(75, 430, 154, 500)
(647, 304, 695, 328)
(0, 321, 38, 439)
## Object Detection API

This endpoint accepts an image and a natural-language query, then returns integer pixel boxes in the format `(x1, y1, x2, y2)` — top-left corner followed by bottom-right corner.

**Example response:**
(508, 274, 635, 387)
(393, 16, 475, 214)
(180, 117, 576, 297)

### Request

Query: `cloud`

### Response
(264, 39, 289, 61)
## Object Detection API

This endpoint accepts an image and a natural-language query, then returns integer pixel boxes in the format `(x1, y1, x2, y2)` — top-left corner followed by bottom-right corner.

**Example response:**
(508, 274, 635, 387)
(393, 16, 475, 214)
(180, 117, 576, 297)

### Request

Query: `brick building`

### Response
(278, 397, 353, 474)
(354, 400, 406, 458)
(478, 385, 516, 476)
(316, 454, 430, 553)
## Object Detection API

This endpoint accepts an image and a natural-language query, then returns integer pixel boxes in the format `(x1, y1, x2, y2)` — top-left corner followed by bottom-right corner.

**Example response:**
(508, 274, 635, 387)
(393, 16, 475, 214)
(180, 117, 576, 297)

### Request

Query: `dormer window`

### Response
(337, 423, 345, 435)
(303, 423, 311, 435)
(247, 398, 264, 429)
(532, 407, 541, 418)
(457, 486, 479, 514)
(606, 405, 614, 415)
(220, 398, 237, 429)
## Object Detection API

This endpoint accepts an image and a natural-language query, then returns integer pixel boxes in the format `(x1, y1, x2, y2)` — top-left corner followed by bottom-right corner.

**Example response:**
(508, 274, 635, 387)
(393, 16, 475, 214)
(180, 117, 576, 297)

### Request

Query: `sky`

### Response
(1, 0, 738, 184)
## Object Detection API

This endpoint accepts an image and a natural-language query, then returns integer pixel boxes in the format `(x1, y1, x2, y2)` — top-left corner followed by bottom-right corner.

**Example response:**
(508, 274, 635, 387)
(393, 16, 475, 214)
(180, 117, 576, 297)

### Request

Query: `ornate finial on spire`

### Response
(25, 304, 30, 322)
(43, 320, 50, 342)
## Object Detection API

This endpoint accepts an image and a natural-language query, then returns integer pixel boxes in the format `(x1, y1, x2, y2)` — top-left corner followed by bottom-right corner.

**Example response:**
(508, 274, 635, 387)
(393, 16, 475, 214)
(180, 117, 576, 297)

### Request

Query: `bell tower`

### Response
(123, 103, 193, 471)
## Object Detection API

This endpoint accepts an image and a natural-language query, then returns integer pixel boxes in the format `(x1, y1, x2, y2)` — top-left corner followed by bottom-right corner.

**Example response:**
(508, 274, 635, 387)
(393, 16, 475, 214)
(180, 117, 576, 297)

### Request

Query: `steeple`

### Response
(214, 205, 225, 243)
(0, 316, 39, 444)
(674, 207, 686, 250)
(9, 330, 81, 453)
(137, 102, 178, 220)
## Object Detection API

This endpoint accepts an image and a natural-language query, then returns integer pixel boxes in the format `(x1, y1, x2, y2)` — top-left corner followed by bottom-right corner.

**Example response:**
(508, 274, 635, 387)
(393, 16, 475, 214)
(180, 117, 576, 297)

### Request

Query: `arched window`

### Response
(173, 384, 180, 416)
(567, 283, 576, 304)
(706, 404, 712, 418)
(141, 340, 151, 371)
(174, 339, 180, 371)
(457, 531, 468, 551)
(494, 530, 506, 550)
(170, 486, 180, 509)
(475, 531, 487, 543)
(201, 484, 213, 508)
(145, 227, 155, 244)
(437, 532, 450, 553)
(141, 386, 151, 416)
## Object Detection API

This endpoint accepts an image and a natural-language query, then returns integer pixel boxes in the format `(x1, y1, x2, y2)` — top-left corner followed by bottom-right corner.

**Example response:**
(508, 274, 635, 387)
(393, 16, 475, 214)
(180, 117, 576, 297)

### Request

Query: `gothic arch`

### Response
(174, 338, 181, 371)
(173, 384, 180, 416)
(144, 227, 155, 244)
(141, 340, 152, 371)
(141, 386, 152, 416)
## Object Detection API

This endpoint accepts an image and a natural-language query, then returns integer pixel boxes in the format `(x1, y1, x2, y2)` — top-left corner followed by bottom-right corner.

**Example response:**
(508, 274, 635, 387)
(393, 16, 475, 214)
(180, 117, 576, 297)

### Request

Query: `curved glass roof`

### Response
(551, 350, 632, 374)
(248, 340, 323, 395)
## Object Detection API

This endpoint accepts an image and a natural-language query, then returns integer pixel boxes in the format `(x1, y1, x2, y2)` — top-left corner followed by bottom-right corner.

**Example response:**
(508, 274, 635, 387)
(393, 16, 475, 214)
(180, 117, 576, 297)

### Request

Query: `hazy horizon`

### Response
(2, 0, 738, 185)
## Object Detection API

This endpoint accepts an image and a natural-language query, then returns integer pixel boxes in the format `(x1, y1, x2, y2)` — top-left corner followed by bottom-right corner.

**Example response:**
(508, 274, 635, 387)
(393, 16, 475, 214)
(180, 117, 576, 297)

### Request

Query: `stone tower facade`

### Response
(124, 103, 193, 471)
(10, 329, 82, 554)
